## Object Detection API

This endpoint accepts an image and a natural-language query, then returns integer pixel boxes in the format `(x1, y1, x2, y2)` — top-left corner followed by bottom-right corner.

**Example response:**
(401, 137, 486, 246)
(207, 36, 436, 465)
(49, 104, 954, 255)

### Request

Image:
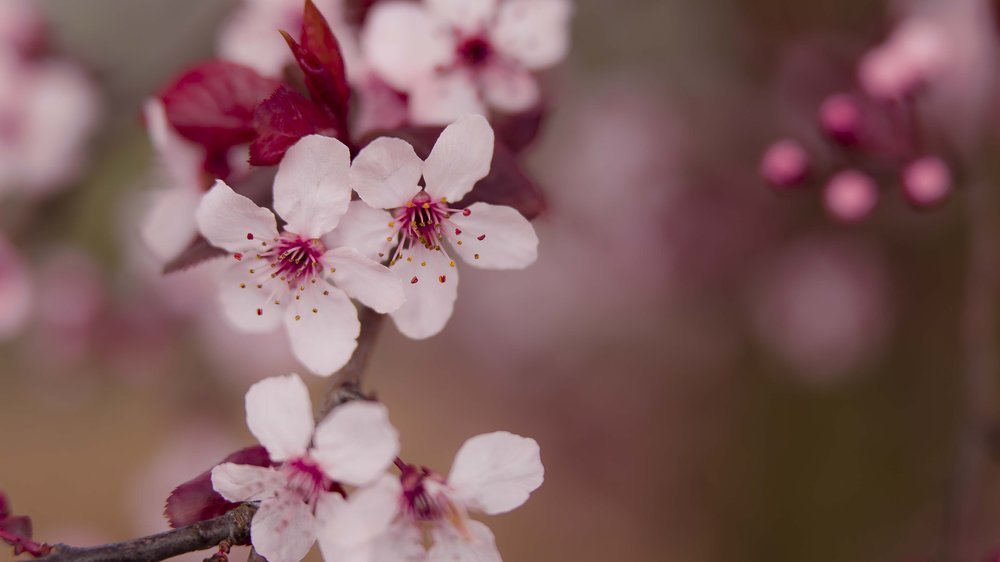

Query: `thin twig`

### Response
(942, 179, 1000, 562)
(34, 503, 256, 562)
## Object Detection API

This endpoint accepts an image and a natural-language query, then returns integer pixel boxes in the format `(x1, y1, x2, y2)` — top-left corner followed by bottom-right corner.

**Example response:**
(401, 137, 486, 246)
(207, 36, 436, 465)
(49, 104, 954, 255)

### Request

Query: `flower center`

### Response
(394, 191, 451, 254)
(456, 36, 493, 68)
(260, 233, 326, 289)
(284, 457, 332, 504)
(397, 464, 471, 538)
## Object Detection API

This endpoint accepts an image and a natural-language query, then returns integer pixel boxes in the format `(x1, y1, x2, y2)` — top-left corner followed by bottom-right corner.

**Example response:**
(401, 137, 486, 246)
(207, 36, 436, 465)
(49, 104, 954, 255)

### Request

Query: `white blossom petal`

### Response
(143, 98, 202, 183)
(422, 114, 494, 202)
(316, 475, 401, 548)
(480, 64, 540, 113)
(350, 137, 423, 209)
(389, 245, 458, 339)
(491, 0, 573, 70)
(447, 431, 543, 515)
(319, 520, 425, 562)
(217, 1, 296, 77)
(363, 1, 455, 92)
(273, 135, 352, 239)
(218, 262, 284, 333)
(427, 0, 497, 32)
(428, 521, 502, 562)
(196, 180, 279, 253)
(142, 187, 201, 262)
(245, 374, 316, 462)
(322, 201, 397, 262)
(210, 463, 284, 502)
(446, 203, 538, 269)
(251, 490, 318, 562)
(312, 401, 400, 486)
(326, 248, 405, 313)
(284, 283, 360, 376)
(409, 71, 487, 127)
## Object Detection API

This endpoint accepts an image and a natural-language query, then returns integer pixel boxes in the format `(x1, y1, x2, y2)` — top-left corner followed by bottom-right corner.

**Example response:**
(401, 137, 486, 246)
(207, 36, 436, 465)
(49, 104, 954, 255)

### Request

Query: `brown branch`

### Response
(942, 178, 1000, 562)
(34, 503, 256, 562)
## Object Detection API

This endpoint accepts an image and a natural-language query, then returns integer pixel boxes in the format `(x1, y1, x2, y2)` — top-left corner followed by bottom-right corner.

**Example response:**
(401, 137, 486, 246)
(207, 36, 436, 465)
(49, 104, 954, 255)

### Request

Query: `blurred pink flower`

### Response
(751, 236, 893, 385)
(0, 54, 99, 198)
(823, 169, 879, 222)
(760, 139, 809, 188)
(0, 235, 31, 341)
(0, 0, 43, 55)
(362, 0, 573, 124)
(858, 17, 949, 100)
(902, 155, 952, 207)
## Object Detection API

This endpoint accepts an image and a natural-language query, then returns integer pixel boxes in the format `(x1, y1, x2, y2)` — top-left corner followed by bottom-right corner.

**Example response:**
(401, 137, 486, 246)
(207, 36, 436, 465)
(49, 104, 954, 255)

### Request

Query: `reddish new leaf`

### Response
(492, 104, 547, 154)
(0, 492, 8, 520)
(250, 85, 339, 166)
(165, 445, 272, 529)
(161, 60, 281, 152)
(362, 127, 547, 219)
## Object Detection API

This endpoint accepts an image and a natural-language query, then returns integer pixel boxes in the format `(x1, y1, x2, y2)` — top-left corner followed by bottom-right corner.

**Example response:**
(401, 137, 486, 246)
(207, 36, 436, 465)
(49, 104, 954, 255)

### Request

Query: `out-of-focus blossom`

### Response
(0, 235, 31, 341)
(823, 169, 879, 222)
(760, 139, 809, 189)
(318, 431, 543, 562)
(751, 237, 892, 385)
(902, 155, 952, 207)
(858, 17, 948, 100)
(211, 374, 399, 562)
(343, 114, 538, 339)
(0, 54, 100, 198)
(219, 0, 352, 79)
(362, 0, 573, 124)
(196, 135, 404, 375)
(818, 93, 862, 145)
(0, 0, 43, 55)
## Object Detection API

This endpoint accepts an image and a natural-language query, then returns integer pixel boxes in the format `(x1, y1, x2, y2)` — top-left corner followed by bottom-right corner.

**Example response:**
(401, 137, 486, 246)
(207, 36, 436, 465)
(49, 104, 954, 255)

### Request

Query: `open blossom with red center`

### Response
(211, 374, 400, 562)
(316, 431, 543, 562)
(361, 0, 573, 124)
(329, 114, 538, 339)
(195, 134, 405, 375)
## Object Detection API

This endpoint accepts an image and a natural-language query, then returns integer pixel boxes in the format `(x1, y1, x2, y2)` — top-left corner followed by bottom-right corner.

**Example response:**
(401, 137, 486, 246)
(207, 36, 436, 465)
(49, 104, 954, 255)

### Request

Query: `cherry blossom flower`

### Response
(362, 0, 574, 125)
(317, 431, 543, 562)
(195, 134, 405, 375)
(339, 114, 538, 338)
(212, 374, 400, 562)
(0, 53, 99, 198)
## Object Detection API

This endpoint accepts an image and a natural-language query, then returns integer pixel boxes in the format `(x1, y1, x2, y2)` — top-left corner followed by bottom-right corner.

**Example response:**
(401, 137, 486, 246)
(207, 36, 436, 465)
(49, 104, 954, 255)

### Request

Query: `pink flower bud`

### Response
(824, 169, 879, 222)
(902, 156, 952, 207)
(819, 94, 862, 145)
(760, 139, 809, 188)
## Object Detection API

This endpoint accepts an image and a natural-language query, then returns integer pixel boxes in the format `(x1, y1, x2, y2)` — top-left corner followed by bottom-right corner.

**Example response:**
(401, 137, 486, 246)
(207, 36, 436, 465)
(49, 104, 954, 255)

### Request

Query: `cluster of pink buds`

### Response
(760, 17, 956, 222)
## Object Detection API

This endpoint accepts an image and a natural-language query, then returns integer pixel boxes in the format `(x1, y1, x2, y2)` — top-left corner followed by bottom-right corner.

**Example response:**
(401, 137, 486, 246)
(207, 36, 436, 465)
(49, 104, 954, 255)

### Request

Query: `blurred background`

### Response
(1, 0, 998, 561)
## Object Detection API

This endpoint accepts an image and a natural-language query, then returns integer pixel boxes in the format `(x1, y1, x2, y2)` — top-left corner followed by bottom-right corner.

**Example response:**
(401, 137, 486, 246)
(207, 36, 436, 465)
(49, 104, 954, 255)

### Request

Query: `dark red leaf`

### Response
(250, 85, 339, 166)
(165, 446, 272, 529)
(161, 60, 282, 152)
(0, 516, 31, 541)
(491, 104, 546, 154)
(362, 127, 547, 219)
(0, 491, 9, 519)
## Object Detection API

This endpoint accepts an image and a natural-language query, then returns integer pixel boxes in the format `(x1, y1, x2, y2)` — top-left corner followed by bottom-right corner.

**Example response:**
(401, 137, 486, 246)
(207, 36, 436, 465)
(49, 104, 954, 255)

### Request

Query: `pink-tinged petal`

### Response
(218, 262, 284, 333)
(446, 202, 537, 269)
(284, 283, 360, 376)
(409, 71, 487, 127)
(143, 98, 203, 184)
(0, 237, 31, 341)
(312, 401, 400, 486)
(447, 431, 543, 515)
(362, 1, 455, 92)
(245, 374, 316, 462)
(388, 245, 458, 339)
(422, 114, 494, 202)
(251, 491, 317, 562)
(316, 475, 401, 547)
(210, 463, 284, 503)
(480, 64, 540, 114)
(427, 0, 497, 32)
(491, 0, 573, 70)
(326, 248, 405, 313)
(322, 202, 396, 261)
(273, 135, 352, 238)
(428, 520, 502, 562)
(166, 445, 273, 528)
(350, 137, 423, 209)
(196, 180, 279, 253)
(319, 520, 424, 562)
(217, 2, 296, 78)
(142, 187, 201, 262)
